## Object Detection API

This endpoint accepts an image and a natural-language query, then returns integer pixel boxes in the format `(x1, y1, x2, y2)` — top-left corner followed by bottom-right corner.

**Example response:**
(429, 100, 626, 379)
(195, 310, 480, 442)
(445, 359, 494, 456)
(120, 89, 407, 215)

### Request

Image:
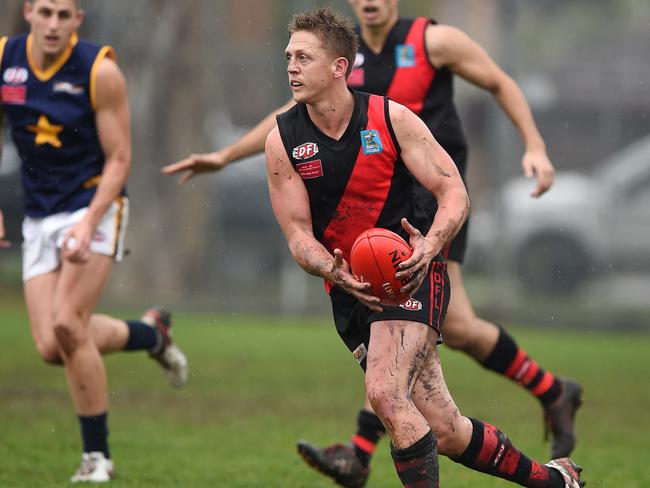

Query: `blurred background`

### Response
(1, 0, 649, 330)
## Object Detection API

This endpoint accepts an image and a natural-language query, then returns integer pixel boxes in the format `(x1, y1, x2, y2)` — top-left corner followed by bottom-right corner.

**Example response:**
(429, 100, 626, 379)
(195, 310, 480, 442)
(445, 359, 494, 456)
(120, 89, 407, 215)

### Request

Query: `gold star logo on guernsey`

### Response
(27, 115, 63, 148)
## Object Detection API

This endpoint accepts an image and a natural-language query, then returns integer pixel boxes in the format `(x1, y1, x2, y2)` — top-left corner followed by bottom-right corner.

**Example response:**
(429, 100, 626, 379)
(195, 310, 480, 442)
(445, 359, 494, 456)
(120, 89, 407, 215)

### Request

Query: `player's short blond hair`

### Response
(288, 7, 358, 78)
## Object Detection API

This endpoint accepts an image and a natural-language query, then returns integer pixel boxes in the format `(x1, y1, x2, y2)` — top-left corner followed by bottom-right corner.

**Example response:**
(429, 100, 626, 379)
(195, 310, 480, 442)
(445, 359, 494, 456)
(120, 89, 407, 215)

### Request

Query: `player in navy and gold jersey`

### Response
(264, 8, 584, 488)
(0, 0, 187, 482)
(164, 2, 582, 484)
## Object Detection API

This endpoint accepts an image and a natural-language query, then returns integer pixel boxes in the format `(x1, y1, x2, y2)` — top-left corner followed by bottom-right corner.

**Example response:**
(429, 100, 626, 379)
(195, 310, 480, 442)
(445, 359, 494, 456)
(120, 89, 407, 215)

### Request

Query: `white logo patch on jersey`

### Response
(3, 66, 29, 85)
(53, 82, 85, 95)
(292, 142, 319, 160)
(353, 53, 365, 68)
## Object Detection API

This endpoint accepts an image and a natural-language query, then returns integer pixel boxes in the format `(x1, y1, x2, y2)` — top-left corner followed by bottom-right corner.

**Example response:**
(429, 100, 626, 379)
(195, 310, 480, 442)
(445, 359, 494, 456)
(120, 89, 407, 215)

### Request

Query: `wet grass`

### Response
(0, 300, 648, 487)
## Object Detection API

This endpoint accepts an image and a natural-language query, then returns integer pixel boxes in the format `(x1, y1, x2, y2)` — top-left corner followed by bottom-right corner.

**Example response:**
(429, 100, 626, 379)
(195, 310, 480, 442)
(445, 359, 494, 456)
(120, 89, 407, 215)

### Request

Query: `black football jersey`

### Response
(276, 91, 432, 265)
(348, 17, 468, 175)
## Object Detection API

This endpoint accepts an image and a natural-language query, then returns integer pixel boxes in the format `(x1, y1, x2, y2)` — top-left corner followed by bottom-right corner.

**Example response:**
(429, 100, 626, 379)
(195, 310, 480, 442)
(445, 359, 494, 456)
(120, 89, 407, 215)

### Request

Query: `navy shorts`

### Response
(329, 259, 450, 371)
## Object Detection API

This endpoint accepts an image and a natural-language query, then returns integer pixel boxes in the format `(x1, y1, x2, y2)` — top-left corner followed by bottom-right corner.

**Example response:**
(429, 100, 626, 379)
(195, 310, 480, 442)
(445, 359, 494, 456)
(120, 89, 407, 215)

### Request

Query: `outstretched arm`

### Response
(389, 101, 470, 293)
(265, 127, 380, 310)
(62, 58, 131, 262)
(426, 25, 555, 197)
(163, 98, 296, 185)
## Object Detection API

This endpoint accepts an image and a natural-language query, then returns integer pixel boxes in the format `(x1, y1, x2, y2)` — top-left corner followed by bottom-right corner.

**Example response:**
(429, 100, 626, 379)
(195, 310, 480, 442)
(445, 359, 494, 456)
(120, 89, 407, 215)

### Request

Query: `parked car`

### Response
(470, 134, 650, 295)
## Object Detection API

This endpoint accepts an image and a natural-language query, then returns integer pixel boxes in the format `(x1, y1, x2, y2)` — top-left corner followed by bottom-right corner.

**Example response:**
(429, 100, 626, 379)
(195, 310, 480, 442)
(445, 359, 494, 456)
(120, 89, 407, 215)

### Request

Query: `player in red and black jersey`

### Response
(165, 1, 582, 485)
(264, 8, 584, 488)
(165, 1, 581, 479)
(276, 84, 457, 350)
(293, 3, 581, 484)
(277, 90, 439, 256)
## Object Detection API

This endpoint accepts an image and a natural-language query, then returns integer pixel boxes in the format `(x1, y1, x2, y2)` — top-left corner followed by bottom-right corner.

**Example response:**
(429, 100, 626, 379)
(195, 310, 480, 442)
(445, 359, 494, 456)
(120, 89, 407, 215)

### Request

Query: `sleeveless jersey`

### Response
(0, 33, 121, 217)
(348, 17, 468, 175)
(276, 90, 433, 266)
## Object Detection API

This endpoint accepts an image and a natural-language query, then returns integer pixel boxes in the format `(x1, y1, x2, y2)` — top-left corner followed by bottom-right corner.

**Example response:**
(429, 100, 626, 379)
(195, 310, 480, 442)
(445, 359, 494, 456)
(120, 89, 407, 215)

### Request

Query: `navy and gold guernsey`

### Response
(0, 33, 122, 217)
(277, 90, 435, 268)
(348, 18, 470, 261)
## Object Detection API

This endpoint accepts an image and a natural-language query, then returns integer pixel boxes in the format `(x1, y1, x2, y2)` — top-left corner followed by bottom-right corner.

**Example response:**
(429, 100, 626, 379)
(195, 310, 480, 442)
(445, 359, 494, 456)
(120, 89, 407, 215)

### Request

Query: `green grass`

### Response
(0, 300, 648, 487)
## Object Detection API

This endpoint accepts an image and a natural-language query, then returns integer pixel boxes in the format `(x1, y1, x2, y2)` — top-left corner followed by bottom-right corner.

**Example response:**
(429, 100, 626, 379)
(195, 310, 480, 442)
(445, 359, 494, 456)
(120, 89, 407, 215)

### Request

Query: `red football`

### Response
(350, 228, 413, 306)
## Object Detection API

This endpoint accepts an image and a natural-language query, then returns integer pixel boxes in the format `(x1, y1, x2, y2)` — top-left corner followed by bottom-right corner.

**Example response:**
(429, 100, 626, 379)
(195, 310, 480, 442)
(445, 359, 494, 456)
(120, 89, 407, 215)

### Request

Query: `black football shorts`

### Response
(329, 259, 450, 371)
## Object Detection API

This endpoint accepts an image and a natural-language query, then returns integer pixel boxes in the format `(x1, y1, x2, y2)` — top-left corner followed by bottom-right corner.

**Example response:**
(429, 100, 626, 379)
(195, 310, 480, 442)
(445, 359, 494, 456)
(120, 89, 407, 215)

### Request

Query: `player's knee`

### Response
(52, 312, 86, 355)
(34, 339, 62, 364)
(366, 378, 404, 420)
(443, 330, 473, 351)
(441, 314, 478, 352)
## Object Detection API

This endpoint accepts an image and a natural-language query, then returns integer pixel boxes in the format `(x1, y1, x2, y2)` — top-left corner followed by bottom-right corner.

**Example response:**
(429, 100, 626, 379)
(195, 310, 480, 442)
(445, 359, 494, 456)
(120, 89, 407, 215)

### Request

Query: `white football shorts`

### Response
(22, 197, 129, 282)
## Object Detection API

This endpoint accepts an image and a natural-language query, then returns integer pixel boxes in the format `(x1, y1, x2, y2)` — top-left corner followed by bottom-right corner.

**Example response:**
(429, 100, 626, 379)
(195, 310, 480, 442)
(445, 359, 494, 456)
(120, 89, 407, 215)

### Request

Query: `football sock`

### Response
(391, 430, 439, 487)
(481, 326, 562, 407)
(351, 409, 386, 467)
(124, 320, 159, 351)
(452, 418, 563, 487)
(78, 412, 110, 458)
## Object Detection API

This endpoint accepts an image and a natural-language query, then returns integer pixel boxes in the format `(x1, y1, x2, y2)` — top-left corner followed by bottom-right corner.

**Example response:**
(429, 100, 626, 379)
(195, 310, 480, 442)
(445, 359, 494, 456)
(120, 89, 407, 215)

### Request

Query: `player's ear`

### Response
(24, 1, 34, 23)
(74, 6, 85, 29)
(332, 56, 349, 80)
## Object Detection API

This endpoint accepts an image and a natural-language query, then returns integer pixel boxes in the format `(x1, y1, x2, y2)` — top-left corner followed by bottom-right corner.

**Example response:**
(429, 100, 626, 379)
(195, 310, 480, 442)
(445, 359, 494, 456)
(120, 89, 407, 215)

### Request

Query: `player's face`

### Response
(348, 0, 399, 28)
(24, 0, 83, 57)
(285, 31, 337, 104)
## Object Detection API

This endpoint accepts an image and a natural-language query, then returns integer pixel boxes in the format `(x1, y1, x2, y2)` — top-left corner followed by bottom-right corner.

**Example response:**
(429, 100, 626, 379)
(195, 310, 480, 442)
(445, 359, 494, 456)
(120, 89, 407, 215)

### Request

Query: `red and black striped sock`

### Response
(391, 430, 439, 488)
(481, 326, 562, 407)
(351, 409, 386, 467)
(452, 418, 563, 487)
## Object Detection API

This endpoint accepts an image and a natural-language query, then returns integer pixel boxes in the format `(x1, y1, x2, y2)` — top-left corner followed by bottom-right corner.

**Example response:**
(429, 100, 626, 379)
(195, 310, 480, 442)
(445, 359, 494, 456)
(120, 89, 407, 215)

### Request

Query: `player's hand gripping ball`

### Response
(350, 228, 413, 306)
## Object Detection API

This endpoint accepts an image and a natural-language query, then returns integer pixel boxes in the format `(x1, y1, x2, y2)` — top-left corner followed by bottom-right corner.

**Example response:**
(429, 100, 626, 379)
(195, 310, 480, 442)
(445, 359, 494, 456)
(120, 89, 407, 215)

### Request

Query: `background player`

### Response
(163, 1, 582, 485)
(0, 0, 187, 481)
(266, 8, 584, 487)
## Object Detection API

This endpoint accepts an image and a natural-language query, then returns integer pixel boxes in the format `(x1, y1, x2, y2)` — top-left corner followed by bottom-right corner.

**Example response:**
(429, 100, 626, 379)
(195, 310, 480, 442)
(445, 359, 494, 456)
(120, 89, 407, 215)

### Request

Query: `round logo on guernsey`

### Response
(353, 53, 365, 68)
(3, 66, 29, 85)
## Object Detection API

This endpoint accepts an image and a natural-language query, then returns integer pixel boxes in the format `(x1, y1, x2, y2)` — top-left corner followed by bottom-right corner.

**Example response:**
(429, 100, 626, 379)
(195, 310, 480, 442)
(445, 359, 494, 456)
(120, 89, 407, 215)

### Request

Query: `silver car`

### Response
(470, 134, 650, 295)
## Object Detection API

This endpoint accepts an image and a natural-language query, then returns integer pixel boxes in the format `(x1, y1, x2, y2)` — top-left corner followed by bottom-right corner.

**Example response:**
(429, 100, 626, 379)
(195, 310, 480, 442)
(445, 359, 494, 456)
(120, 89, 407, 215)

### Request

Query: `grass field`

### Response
(0, 299, 649, 487)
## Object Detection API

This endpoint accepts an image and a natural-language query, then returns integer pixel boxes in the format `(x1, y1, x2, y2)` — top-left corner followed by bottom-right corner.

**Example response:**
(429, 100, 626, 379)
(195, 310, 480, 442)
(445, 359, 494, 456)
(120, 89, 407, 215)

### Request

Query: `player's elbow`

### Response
(489, 72, 516, 98)
(460, 188, 471, 223)
(108, 150, 132, 179)
(449, 184, 470, 225)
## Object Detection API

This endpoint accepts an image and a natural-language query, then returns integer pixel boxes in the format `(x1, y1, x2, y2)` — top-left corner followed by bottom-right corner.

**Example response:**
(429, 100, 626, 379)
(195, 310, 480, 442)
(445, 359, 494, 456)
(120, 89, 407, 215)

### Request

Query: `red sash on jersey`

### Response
(386, 17, 436, 115)
(322, 95, 399, 294)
